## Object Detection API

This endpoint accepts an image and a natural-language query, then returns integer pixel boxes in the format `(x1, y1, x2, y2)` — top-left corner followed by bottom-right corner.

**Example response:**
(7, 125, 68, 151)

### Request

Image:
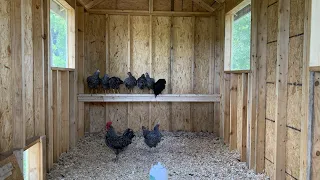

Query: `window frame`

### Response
(224, 0, 251, 73)
(308, 0, 320, 72)
(50, 0, 75, 69)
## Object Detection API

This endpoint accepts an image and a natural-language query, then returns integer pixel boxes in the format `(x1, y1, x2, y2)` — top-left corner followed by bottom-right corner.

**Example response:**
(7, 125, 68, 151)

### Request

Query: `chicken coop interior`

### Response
(0, 0, 320, 179)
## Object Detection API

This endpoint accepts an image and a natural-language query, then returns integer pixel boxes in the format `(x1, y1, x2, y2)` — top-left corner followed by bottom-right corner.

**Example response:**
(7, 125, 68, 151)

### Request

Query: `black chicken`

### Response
(101, 74, 110, 93)
(142, 124, 162, 149)
(153, 79, 166, 97)
(109, 77, 123, 93)
(137, 74, 147, 90)
(145, 72, 155, 90)
(87, 69, 101, 94)
(124, 72, 137, 93)
(105, 122, 135, 161)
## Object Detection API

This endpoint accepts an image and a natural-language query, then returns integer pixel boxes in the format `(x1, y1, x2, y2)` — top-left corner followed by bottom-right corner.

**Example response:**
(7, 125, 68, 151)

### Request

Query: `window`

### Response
(309, 0, 320, 71)
(225, 2, 251, 72)
(50, 0, 75, 69)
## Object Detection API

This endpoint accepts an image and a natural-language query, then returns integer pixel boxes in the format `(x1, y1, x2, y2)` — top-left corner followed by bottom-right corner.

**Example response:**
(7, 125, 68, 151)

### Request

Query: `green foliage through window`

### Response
(231, 6, 251, 70)
(50, 0, 68, 68)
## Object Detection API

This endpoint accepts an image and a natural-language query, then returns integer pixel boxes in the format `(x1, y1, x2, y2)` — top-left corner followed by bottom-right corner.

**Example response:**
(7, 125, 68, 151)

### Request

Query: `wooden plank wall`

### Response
(83, 3, 221, 134)
(223, 0, 306, 179)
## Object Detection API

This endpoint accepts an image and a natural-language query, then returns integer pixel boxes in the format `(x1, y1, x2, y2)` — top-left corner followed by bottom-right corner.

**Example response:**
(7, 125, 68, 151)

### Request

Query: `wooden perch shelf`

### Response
(77, 94, 220, 102)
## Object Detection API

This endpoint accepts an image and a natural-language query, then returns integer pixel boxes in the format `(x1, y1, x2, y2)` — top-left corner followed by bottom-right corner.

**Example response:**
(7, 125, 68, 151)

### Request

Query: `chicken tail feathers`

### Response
(123, 128, 135, 140)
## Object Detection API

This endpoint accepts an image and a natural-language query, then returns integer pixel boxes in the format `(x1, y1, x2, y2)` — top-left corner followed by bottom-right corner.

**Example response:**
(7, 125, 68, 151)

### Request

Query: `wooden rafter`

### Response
(192, 0, 215, 12)
(87, 9, 213, 16)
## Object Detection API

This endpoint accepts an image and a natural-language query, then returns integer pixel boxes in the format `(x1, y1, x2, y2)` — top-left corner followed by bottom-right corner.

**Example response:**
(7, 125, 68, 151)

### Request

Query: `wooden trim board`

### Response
(78, 94, 220, 102)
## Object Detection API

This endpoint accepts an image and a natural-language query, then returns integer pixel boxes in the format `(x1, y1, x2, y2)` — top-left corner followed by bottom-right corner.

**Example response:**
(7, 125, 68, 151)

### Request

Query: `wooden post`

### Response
(255, 0, 268, 173)
(230, 73, 238, 150)
(274, 0, 290, 178)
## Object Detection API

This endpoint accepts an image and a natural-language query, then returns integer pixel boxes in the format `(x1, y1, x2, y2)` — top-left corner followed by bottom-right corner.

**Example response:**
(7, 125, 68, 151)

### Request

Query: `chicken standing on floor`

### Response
(124, 72, 137, 93)
(137, 74, 147, 90)
(109, 77, 123, 93)
(145, 72, 155, 90)
(142, 124, 162, 149)
(87, 69, 101, 94)
(153, 79, 166, 97)
(105, 122, 135, 161)
(101, 74, 110, 93)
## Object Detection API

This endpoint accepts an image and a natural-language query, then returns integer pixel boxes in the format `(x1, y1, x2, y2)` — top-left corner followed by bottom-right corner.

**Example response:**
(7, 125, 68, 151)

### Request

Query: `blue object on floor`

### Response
(149, 162, 168, 180)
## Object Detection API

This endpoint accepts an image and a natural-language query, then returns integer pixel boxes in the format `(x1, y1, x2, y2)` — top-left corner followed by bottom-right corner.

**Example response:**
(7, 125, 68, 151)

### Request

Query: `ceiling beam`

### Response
(77, 0, 89, 10)
(86, 0, 105, 9)
(192, 0, 215, 12)
(88, 9, 213, 16)
(215, 0, 225, 3)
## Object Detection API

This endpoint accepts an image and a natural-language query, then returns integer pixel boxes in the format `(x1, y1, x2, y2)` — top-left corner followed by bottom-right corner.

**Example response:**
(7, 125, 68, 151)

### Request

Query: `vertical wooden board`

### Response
(215, 7, 225, 136)
(267, 42, 277, 83)
(311, 73, 320, 179)
(237, 74, 243, 151)
(0, 0, 13, 153)
(285, 128, 300, 179)
(265, 159, 275, 180)
(128, 16, 150, 131)
(229, 74, 238, 150)
(182, 0, 193, 11)
(171, 17, 193, 131)
(77, 6, 85, 138)
(193, 17, 211, 132)
(84, 103, 90, 133)
(85, 14, 106, 93)
(33, 0, 45, 137)
(265, 120, 275, 161)
(241, 74, 248, 162)
(52, 71, 59, 162)
(267, 3, 278, 43)
(69, 72, 77, 148)
(116, 0, 149, 10)
(287, 85, 302, 129)
(224, 74, 231, 144)
(91, 0, 116, 9)
(289, 0, 304, 37)
(153, 0, 171, 11)
(266, 83, 276, 121)
(288, 36, 303, 84)
(60, 72, 69, 152)
(275, 0, 290, 178)
(90, 103, 106, 132)
(108, 15, 129, 131)
(151, 16, 171, 131)
(28, 142, 41, 180)
(24, 0, 34, 140)
(174, 0, 183, 11)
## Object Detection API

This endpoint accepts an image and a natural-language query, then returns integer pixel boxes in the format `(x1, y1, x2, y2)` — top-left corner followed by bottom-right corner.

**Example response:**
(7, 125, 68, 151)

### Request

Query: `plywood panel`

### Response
(267, 3, 278, 43)
(287, 85, 302, 129)
(154, 0, 171, 11)
(237, 74, 242, 151)
(117, 0, 149, 10)
(193, 17, 212, 132)
(52, 71, 59, 162)
(311, 73, 320, 179)
(0, 0, 13, 153)
(85, 14, 106, 132)
(171, 17, 193, 131)
(107, 15, 129, 132)
(266, 83, 276, 121)
(128, 16, 150, 131)
(229, 74, 238, 150)
(288, 36, 303, 84)
(92, 0, 116, 9)
(85, 14, 106, 93)
(265, 159, 275, 180)
(285, 128, 300, 179)
(265, 120, 275, 161)
(224, 74, 231, 143)
(24, 0, 34, 140)
(289, 0, 304, 37)
(267, 42, 277, 83)
(151, 16, 171, 131)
